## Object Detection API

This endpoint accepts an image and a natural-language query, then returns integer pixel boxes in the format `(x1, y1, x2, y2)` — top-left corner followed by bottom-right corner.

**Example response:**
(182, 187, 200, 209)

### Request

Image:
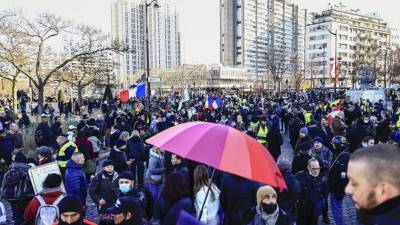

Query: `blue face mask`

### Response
(119, 183, 131, 193)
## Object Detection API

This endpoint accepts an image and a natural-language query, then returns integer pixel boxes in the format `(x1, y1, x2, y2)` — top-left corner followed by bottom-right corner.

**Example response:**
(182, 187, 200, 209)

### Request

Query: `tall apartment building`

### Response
(111, 0, 181, 88)
(306, 8, 390, 88)
(220, 0, 313, 81)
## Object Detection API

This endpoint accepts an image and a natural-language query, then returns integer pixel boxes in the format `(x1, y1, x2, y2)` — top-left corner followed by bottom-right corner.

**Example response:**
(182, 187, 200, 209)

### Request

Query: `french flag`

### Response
(204, 96, 213, 109)
(119, 83, 146, 103)
(129, 83, 146, 98)
(212, 96, 221, 109)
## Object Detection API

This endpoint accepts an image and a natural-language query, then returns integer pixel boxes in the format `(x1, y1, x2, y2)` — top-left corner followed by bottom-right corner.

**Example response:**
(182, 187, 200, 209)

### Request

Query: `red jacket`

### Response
(75, 137, 95, 159)
(24, 191, 63, 222)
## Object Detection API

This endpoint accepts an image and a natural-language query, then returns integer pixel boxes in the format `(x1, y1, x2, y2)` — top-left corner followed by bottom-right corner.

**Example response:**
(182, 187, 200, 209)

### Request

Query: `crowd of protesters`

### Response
(0, 89, 399, 225)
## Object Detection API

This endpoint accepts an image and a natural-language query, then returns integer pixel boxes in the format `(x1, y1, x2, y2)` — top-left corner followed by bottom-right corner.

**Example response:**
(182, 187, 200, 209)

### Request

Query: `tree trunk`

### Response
(11, 79, 17, 115)
(77, 84, 83, 106)
(37, 85, 44, 115)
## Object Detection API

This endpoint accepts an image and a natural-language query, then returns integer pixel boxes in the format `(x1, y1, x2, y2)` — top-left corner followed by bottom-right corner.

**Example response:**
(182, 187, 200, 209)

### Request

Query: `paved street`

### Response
(2, 129, 358, 224)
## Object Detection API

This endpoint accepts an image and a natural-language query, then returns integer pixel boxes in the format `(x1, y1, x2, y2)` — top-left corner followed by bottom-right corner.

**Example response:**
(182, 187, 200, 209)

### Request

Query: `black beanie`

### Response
(58, 195, 83, 215)
(118, 171, 135, 181)
(116, 139, 126, 148)
(43, 173, 62, 189)
(102, 159, 115, 168)
(14, 152, 27, 163)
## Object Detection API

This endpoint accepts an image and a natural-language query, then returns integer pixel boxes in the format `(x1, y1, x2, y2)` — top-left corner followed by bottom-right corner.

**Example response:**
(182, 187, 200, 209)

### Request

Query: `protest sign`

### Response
(28, 161, 65, 195)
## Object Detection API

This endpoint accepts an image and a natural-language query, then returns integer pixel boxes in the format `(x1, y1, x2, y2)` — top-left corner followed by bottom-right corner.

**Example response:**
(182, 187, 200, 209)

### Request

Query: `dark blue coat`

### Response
(109, 130, 121, 147)
(295, 171, 328, 216)
(0, 137, 14, 165)
(220, 173, 260, 225)
(35, 122, 53, 147)
(89, 172, 119, 213)
(127, 136, 145, 161)
(109, 147, 129, 174)
(153, 196, 195, 225)
(65, 160, 87, 204)
(357, 196, 400, 225)
(278, 170, 301, 215)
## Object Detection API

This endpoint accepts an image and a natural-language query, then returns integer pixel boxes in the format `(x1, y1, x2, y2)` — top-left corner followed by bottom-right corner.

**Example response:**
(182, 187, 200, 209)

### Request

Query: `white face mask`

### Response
(309, 171, 319, 177)
(362, 143, 368, 148)
(314, 143, 322, 150)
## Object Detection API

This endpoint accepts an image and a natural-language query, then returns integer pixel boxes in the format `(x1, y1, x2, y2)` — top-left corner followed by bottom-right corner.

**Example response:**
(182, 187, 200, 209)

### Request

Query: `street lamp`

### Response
(317, 25, 338, 93)
(144, 0, 160, 123)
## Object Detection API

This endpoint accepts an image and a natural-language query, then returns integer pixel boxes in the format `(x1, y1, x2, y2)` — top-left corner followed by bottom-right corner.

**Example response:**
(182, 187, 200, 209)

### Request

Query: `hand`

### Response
(99, 199, 106, 206)
(0, 159, 5, 164)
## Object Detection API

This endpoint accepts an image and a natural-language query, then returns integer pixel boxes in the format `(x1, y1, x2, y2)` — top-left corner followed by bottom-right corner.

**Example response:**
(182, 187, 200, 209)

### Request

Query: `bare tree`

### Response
(292, 53, 304, 91)
(60, 51, 113, 105)
(352, 33, 384, 88)
(265, 43, 291, 92)
(0, 12, 124, 114)
(0, 62, 21, 113)
(305, 54, 319, 89)
(388, 47, 400, 85)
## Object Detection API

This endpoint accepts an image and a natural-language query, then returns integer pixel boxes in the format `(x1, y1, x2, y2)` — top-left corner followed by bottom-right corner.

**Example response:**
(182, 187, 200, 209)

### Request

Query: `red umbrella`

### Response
(146, 122, 286, 191)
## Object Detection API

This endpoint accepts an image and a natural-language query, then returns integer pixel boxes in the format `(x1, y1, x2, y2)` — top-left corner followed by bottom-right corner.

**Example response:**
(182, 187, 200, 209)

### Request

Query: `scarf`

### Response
(256, 205, 279, 225)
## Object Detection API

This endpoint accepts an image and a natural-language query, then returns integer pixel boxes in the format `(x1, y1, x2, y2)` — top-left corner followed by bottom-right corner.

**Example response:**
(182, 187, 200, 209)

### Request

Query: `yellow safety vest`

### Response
(304, 112, 312, 124)
(396, 118, 400, 129)
(250, 122, 259, 131)
(257, 126, 268, 144)
(58, 141, 78, 168)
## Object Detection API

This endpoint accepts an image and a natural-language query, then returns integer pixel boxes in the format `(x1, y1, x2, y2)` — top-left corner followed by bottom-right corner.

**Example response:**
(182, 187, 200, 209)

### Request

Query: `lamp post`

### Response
(144, 0, 160, 122)
(318, 25, 338, 93)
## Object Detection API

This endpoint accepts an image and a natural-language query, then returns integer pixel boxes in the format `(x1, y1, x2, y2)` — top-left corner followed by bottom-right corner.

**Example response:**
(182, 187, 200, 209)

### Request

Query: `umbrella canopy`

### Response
(146, 121, 287, 191)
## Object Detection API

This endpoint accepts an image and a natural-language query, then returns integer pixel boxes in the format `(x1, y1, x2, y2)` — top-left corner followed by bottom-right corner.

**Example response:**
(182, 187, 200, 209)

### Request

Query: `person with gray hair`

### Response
(65, 152, 87, 205)
(345, 144, 400, 224)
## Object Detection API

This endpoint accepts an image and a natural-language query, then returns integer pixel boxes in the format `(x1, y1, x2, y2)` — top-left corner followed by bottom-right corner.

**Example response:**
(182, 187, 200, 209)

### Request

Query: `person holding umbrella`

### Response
(193, 165, 221, 225)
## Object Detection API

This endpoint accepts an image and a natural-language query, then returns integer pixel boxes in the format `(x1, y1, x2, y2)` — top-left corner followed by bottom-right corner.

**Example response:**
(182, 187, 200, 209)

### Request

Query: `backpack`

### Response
(0, 166, 33, 201)
(35, 194, 64, 225)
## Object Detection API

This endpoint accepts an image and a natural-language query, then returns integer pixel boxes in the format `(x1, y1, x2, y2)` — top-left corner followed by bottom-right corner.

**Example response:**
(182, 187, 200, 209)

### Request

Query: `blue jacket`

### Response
(278, 170, 301, 215)
(357, 196, 400, 225)
(153, 196, 195, 225)
(295, 171, 328, 216)
(65, 160, 87, 203)
(127, 136, 145, 161)
(220, 173, 260, 225)
(0, 137, 14, 165)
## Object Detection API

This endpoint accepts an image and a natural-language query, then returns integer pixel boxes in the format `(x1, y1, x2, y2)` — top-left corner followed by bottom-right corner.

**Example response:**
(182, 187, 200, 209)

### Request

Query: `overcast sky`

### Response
(2, 0, 400, 64)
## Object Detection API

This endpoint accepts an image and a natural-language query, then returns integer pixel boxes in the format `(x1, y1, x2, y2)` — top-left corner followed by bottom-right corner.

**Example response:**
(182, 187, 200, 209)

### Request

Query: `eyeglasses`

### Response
(310, 167, 320, 171)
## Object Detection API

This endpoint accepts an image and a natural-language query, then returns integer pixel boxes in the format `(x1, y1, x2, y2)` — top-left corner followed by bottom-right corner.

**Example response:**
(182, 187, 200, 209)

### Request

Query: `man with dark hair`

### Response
(345, 144, 400, 224)
(24, 173, 65, 223)
(55, 195, 96, 225)
(35, 114, 53, 147)
(170, 154, 190, 185)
